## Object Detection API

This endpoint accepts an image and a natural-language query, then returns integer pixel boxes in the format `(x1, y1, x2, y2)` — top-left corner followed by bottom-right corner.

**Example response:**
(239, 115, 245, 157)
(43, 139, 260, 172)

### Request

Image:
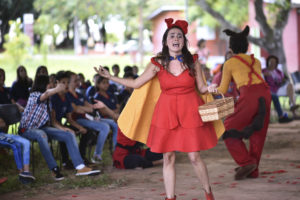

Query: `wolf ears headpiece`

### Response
(223, 25, 250, 38)
(223, 26, 250, 53)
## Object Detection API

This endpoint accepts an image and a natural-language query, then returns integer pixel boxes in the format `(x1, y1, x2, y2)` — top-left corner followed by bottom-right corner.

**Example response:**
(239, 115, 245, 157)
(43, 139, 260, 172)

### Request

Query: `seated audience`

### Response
(132, 65, 139, 78)
(94, 76, 120, 115)
(109, 64, 124, 93)
(85, 74, 100, 103)
(0, 68, 24, 117)
(262, 55, 299, 123)
(19, 74, 100, 180)
(76, 73, 90, 95)
(66, 71, 113, 164)
(0, 68, 11, 105)
(35, 65, 48, 79)
(50, 71, 101, 170)
(48, 73, 56, 89)
(10, 65, 33, 107)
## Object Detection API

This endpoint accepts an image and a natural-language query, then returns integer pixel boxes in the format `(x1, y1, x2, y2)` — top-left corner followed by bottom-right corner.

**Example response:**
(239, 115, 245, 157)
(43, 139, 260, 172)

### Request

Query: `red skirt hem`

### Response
(146, 123, 218, 153)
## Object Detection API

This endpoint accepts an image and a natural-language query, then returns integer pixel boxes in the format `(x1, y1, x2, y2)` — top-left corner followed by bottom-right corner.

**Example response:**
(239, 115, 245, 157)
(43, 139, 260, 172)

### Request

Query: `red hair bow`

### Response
(165, 18, 188, 34)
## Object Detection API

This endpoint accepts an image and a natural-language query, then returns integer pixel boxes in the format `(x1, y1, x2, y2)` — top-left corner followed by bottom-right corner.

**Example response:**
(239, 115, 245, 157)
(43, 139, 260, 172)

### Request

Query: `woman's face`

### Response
(268, 58, 278, 70)
(166, 28, 184, 54)
(98, 79, 110, 92)
(38, 68, 48, 76)
(18, 67, 27, 79)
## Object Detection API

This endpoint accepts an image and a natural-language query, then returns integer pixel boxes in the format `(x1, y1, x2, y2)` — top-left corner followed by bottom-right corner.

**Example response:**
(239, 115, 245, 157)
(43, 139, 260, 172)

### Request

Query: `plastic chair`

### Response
(291, 71, 300, 94)
(0, 104, 21, 134)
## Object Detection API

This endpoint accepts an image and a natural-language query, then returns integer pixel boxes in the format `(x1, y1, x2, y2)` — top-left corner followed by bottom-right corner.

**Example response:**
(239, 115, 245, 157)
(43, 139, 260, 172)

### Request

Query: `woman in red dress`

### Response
(95, 18, 218, 200)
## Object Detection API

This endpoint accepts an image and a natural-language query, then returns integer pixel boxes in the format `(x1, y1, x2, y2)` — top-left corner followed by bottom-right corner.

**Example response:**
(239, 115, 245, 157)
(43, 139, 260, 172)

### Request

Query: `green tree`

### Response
(192, 0, 292, 73)
(0, 0, 36, 50)
(3, 20, 31, 67)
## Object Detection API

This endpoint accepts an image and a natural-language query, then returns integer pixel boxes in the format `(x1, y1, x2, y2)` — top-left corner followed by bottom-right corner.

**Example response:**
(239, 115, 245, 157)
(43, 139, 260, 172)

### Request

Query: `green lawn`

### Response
(0, 52, 150, 87)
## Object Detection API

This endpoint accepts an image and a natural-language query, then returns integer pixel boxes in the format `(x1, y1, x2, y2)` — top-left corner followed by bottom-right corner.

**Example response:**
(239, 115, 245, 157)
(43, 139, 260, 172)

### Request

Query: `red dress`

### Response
(146, 56, 218, 153)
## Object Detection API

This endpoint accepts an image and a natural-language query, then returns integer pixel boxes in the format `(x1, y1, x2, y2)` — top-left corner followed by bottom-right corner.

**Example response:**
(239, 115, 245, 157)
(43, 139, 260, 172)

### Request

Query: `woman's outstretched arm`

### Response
(94, 62, 158, 89)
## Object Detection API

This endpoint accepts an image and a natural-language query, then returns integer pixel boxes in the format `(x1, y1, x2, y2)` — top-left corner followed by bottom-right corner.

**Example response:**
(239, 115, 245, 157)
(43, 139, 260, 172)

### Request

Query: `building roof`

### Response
(148, 6, 185, 20)
(264, 0, 300, 8)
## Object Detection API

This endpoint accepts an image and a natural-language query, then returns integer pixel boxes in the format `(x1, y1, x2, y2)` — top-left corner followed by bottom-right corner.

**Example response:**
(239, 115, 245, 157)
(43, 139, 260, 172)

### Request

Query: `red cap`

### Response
(165, 18, 188, 34)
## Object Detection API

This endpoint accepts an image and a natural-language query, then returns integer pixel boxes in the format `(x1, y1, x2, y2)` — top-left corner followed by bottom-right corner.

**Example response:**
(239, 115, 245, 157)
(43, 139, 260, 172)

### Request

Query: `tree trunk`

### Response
(138, 0, 144, 68)
(73, 16, 81, 54)
(195, 0, 291, 74)
(0, 21, 9, 51)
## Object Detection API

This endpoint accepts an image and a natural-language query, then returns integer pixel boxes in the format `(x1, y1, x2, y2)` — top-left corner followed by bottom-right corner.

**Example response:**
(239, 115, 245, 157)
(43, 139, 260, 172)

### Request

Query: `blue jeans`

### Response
(41, 127, 83, 168)
(21, 127, 84, 170)
(271, 93, 283, 117)
(0, 133, 24, 170)
(21, 128, 58, 170)
(76, 118, 110, 157)
(100, 118, 118, 150)
(4, 133, 30, 166)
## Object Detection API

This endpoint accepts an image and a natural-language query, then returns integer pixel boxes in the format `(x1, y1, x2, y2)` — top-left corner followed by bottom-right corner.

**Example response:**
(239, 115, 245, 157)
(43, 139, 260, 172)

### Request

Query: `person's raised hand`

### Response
(94, 65, 111, 79)
(55, 83, 66, 93)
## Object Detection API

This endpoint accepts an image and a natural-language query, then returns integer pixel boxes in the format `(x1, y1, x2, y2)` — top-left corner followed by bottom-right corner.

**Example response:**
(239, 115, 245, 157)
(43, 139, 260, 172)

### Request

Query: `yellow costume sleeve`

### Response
(118, 76, 225, 144)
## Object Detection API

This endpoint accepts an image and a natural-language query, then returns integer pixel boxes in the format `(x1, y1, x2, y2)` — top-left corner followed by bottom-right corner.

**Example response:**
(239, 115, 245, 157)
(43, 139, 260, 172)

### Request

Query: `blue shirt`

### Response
(66, 92, 86, 106)
(51, 93, 73, 123)
(94, 91, 118, 110)
(66, 92, 86, 120)
(85, 86, 96, 103)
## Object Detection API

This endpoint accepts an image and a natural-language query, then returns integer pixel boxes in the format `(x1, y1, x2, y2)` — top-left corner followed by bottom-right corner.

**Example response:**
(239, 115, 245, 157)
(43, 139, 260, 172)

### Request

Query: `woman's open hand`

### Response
(94, 65, 111, 79)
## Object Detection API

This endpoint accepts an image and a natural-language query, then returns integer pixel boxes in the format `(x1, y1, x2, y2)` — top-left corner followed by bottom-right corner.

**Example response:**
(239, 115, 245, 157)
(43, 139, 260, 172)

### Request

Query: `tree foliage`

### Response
(0, 0, 36, 49)
(189, 0, 248, 28)
(194, 0, 292, 73)
(3, 20, 31, 67)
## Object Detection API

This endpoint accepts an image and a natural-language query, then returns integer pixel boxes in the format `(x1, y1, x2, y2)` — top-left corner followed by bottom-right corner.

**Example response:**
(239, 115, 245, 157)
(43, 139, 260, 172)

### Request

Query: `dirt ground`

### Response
(1, 121, 300, 200)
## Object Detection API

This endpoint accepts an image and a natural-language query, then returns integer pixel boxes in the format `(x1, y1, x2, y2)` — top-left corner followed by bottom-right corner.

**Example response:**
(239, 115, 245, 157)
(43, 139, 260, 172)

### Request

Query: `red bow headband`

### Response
(165, 18, 188, 34)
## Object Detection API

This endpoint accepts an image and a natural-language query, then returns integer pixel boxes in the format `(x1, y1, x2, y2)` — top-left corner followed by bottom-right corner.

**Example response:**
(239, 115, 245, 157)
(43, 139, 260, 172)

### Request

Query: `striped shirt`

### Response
(19, 92, 51, 130)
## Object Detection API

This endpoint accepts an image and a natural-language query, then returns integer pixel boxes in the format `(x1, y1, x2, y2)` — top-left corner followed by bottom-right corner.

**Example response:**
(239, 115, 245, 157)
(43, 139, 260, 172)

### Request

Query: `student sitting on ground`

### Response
(113, 72, 163, 169)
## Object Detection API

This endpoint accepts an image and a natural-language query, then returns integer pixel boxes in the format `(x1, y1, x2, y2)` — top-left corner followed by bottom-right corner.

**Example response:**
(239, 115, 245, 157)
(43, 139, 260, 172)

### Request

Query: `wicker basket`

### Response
(198, 93, 234, 122)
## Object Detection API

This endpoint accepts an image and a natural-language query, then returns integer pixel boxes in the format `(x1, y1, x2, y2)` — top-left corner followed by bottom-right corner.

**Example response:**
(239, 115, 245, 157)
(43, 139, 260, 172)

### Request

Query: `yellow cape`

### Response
(117, 76, 225, 144)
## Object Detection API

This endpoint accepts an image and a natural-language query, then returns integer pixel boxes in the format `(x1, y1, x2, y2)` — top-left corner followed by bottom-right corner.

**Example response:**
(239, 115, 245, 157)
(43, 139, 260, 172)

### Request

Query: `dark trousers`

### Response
(123, 149, 162, 169)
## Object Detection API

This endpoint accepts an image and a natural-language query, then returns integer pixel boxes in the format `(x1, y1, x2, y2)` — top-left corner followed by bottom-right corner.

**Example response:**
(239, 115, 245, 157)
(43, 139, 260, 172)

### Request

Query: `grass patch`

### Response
(0, 52, 151, 86)
(0, 137, 116, 195)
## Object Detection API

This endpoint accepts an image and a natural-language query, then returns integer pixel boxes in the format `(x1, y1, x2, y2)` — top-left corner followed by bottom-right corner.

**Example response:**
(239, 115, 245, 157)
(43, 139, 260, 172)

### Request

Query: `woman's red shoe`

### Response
(165, 195, 176, 200)
(205, 188, 215, 200)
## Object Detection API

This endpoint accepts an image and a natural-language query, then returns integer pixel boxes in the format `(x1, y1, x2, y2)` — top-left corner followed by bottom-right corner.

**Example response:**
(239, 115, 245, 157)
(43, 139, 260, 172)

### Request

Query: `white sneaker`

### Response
(75, 166, 100, 176)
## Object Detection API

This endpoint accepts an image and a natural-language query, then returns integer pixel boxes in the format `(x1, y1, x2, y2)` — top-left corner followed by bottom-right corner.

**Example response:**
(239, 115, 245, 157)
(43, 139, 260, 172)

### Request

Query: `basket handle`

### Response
(205, 89, 226, 102)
